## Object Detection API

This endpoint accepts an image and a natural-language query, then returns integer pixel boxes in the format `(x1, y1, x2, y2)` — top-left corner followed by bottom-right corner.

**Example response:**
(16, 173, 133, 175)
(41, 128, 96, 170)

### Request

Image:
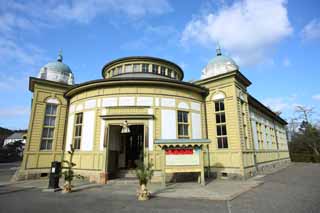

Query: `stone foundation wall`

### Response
(256, 158, 291, 175)
(16, 168, 107, 184)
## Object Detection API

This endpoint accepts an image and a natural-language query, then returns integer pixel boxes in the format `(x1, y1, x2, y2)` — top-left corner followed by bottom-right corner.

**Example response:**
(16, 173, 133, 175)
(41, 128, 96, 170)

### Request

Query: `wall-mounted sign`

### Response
(166, 148, 200, 166)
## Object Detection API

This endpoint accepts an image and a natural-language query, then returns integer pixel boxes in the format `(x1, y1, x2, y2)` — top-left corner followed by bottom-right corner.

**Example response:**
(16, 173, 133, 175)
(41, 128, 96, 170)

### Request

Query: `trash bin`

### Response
(48, 161, 61, 189)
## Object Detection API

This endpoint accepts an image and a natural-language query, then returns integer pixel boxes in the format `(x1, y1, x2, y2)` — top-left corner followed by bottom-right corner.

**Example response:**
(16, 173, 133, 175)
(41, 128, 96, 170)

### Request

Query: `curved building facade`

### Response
(19, 50, 290, 183)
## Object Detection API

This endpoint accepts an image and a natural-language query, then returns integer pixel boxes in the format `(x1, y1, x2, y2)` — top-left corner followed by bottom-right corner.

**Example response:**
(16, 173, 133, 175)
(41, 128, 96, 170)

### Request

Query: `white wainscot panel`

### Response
(155, 98, 159, 106)
(161, 109, 176, 139)
(148, 108, 154, 115)
(251, 120, 259, 149)
(148, 120, 154, 151)
(102, 97, 117, 107)
(75, 104, 83, 112)
(191, 102, 201, 111)
(119, 97, 135, 106)
(191, 113, 201, 139)
(161, 98, 175, 107)
(137, 97, 153, 106)
(66, 115, 74, 151)
(81, 111, 95, 151)
(69, 105, 75, 113)
(100, 120, 105, 151)
(178, 102, 189, 109)
(85, 99, 96, 109)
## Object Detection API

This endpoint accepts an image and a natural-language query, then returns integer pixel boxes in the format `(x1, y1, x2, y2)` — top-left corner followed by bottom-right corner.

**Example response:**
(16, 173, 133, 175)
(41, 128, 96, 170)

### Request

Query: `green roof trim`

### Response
(155, 139, 211, 144)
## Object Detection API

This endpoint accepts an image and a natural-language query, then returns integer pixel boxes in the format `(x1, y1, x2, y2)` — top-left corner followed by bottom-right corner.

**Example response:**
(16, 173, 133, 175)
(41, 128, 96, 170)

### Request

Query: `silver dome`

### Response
(38, 52, 74, 85)
(201, 47, 239, 79)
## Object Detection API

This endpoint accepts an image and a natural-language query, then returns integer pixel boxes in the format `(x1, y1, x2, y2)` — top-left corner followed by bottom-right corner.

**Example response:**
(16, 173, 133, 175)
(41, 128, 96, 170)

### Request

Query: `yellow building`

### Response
(18, 48, 290, 183)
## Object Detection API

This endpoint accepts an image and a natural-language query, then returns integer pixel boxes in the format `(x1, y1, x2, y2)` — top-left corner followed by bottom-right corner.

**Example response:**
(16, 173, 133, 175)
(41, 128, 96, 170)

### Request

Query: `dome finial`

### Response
(57, 49, 63, 62)
(216, 43, 222, 56)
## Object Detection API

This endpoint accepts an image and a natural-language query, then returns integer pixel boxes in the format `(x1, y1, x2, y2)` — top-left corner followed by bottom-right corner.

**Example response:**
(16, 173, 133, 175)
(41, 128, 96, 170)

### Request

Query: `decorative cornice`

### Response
(29, 77, 72, 92)
(194, 70, 252, 87)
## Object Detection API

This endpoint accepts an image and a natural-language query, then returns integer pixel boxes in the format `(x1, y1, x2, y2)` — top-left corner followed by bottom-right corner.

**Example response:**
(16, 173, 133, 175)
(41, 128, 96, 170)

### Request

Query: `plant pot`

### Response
(63, 181, 72, 193)
(137, 184, 150, 201)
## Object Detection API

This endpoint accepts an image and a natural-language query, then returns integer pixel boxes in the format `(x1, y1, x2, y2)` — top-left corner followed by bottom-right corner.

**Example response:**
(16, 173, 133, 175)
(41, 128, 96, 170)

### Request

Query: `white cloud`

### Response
(0, 0, 172, 68)
(263, 97, 291, 112)
(181, 0, 292, 66)
(0, 37, 47, 66)
(262, 95, 300, 115)
(0, 0, 172, 28)
(312, 94, 320, 101)
(301, 19, 320, 41)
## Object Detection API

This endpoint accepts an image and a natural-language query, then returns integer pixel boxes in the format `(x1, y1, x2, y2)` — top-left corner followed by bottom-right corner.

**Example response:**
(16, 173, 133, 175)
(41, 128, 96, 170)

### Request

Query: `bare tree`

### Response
(292, 105, 320, 157)
(295, 105, 315, 123)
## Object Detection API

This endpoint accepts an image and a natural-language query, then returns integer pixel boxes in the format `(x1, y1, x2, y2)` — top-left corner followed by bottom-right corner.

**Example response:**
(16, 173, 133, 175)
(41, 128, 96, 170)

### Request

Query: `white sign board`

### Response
(165, 148, 200, 166)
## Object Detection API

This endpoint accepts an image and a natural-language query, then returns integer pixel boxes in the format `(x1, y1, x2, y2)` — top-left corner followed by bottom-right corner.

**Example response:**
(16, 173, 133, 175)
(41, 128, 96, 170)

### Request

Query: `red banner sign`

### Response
(165, 149, 193, 155)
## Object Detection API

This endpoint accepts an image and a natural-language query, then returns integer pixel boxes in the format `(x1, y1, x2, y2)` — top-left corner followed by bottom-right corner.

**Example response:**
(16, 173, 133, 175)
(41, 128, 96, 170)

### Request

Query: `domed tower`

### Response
(201, 45, 239, 79)
(38, 51, 74, 85)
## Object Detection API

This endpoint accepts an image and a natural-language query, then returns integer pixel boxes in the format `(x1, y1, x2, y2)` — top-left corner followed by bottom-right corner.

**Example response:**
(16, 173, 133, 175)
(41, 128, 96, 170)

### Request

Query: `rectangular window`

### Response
(215, 100, 228, 149)
(40, 104, 57, 150)
(142, 64, 149, 72)
(160, 66, 166, 76)
(215, 100, 225, 112)
(73, 113, 83, 150)
(215, 112, 226, 124)
(167, 69, 172, 78)
(124, 64, 132, 73)
(133, 64, 140, 72)
(152, 64, 159, 74)
(178, 111, 189, 138)
(116, 66, 122, 74)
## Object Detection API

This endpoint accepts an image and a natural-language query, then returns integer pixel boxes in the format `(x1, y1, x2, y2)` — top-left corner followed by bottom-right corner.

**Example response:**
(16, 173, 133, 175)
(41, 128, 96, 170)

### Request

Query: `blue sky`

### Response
(0, 0, 319, 129)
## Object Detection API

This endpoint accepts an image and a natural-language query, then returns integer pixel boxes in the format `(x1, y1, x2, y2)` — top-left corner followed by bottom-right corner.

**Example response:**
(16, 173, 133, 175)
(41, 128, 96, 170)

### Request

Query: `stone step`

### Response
(119, 170, 137, 178)
(108, 177, 139, 185)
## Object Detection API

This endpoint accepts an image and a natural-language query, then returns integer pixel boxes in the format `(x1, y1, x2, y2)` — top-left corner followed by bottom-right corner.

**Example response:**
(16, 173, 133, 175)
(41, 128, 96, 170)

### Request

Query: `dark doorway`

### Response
(124, 125, 144, 169)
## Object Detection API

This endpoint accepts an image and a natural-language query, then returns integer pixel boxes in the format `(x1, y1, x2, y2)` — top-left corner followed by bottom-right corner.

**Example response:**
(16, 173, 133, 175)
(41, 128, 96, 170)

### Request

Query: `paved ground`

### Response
(0, 163, 319, 213)
(0, 162, 20, 185)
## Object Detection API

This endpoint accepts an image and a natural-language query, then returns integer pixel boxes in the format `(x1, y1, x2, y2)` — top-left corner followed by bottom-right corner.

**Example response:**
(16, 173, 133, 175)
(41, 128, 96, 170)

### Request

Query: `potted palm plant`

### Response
(62, 145, 83, 193)
(135, 161, 154, 201)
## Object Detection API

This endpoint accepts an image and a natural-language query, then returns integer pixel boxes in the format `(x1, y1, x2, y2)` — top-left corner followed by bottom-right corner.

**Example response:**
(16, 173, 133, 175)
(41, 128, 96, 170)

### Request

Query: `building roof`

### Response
(248, 94, 288, 125)
(6, 132, 26, 140)
(64, 77, 208, 98)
